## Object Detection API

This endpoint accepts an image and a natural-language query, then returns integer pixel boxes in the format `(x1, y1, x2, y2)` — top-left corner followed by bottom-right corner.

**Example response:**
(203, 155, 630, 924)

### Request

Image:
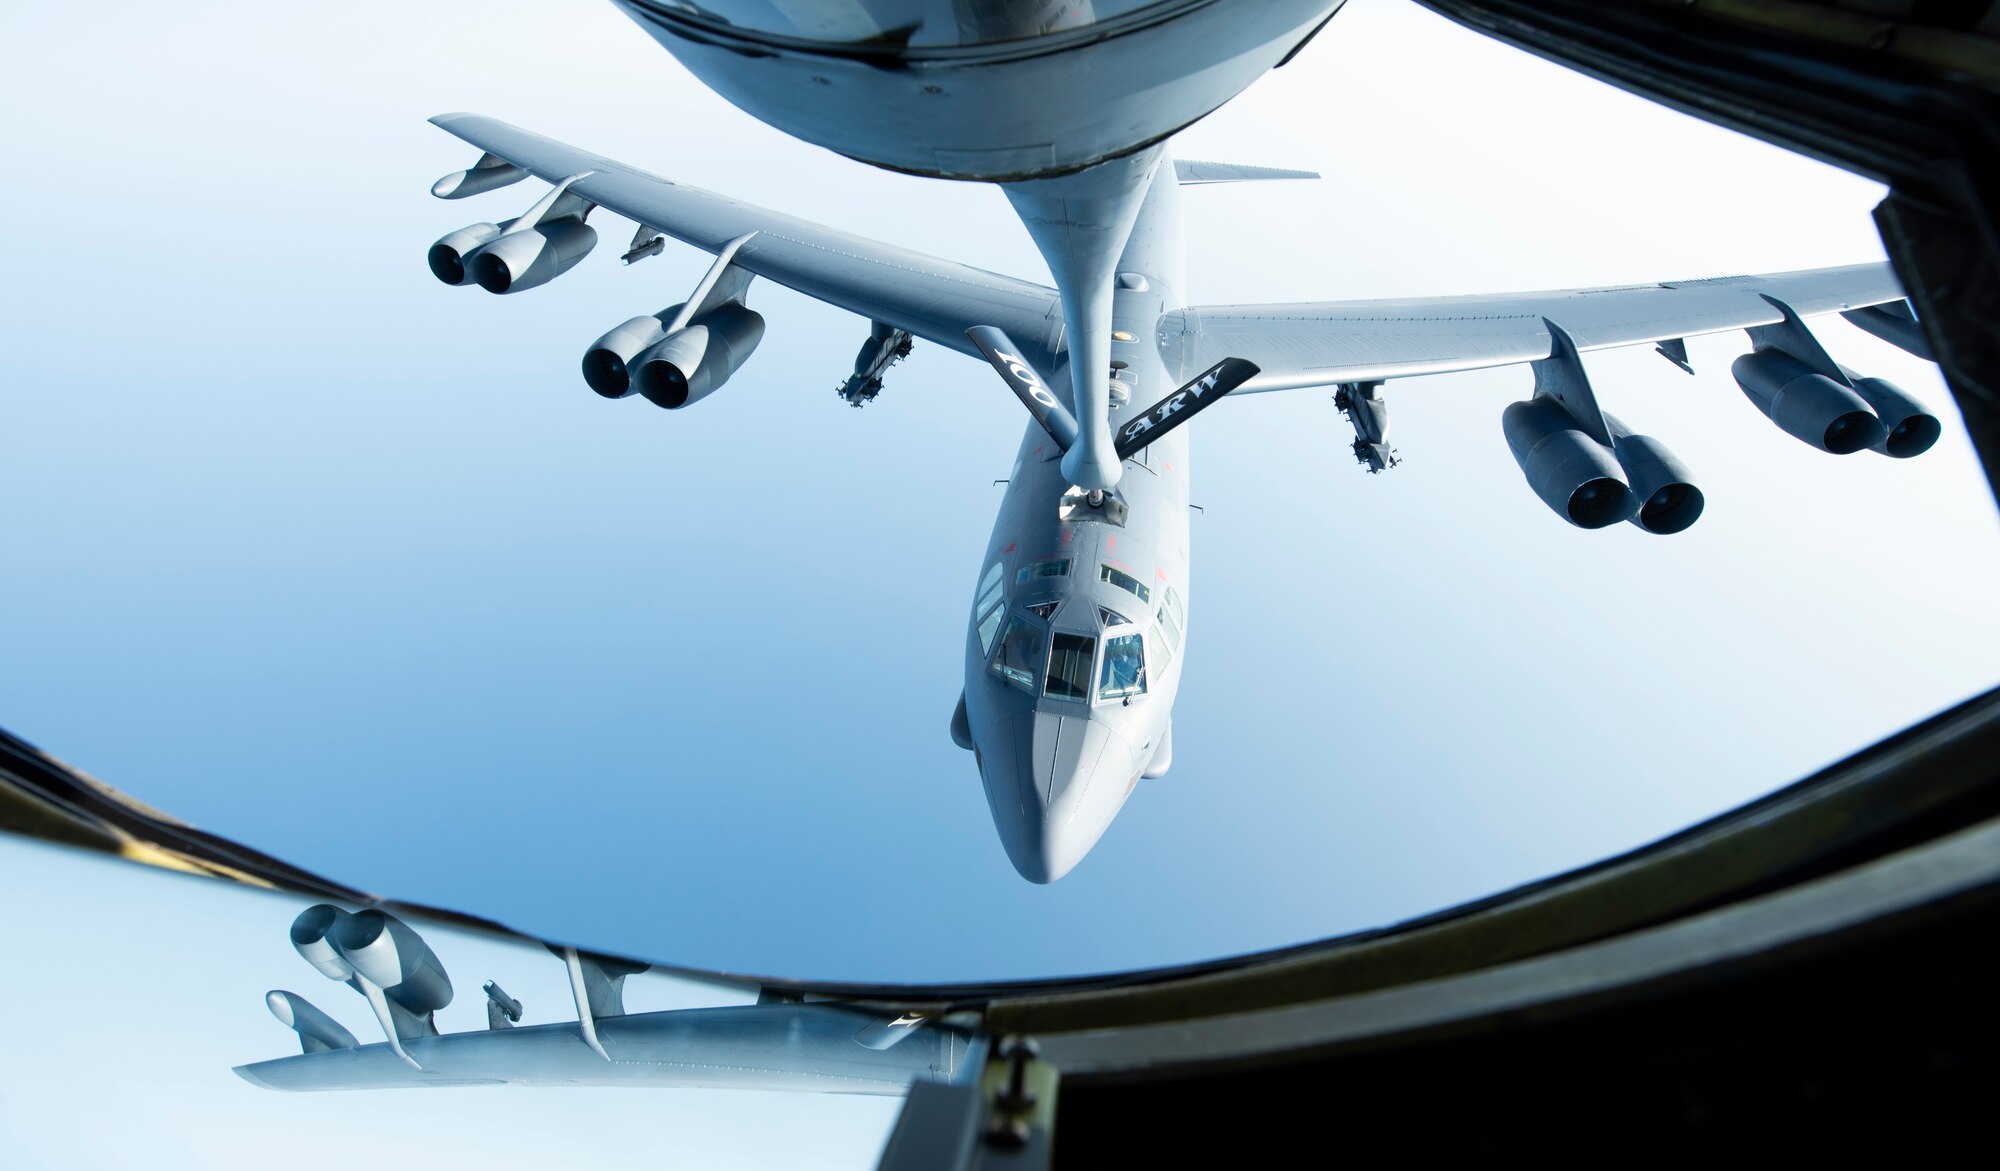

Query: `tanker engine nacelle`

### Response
(580, 302, 766, 409)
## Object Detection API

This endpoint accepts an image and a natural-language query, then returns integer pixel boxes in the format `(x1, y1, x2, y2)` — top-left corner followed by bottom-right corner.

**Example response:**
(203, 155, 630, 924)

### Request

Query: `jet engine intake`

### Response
(1848, 375, 1941, 458)
(332, 909, 454, 1014)
(633, 303, 767, 409)
(1731, 349, 1887, 454)
(466, 218, 598, 294)
(289, 904, 358, 981)
(1604, 414, 1704, 535)
(427, 223, 502, 286)
(581, 304, 686, 399)
(1501, 396, 1635, 529)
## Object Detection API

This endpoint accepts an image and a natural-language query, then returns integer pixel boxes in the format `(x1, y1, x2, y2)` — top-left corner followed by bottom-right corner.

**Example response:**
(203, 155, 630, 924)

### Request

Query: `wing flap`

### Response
(1172, 263, 1905, 393)
(430, 114, 1063, 366)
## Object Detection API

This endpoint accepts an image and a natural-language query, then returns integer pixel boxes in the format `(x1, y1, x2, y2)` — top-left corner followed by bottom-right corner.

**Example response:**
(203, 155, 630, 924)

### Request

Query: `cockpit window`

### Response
(990, 616, 1043, 692)
(1027, 600, 1061, 621)
(1017, 557, 1070, 585)
(973, 560, 1005, 655)
(1099, 564, 1152, 604)
(1098, 606, 1131, 628)
(1044, 633, 1096, 701)
(1099, 632, 1147, 701)
(976, 560, 1003, 608)
(1158, 586, 1185, 650)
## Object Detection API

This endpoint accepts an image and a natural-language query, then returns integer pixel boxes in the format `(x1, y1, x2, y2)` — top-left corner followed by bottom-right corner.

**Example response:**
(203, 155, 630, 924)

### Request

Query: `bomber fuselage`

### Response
(959, 164, 1191, 882)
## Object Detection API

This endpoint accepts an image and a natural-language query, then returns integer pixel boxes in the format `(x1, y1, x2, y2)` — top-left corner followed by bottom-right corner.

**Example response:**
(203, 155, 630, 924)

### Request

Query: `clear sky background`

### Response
(3, 0, 1997, 987)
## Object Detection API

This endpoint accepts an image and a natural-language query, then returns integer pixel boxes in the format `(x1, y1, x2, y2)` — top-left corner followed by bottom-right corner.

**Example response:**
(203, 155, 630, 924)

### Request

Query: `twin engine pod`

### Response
(289, 903, 453, 1015)
(1502, 398, 1704, 535)
(427, 218, 599, 294)
(581, 302, 767, 409)
(1731, 348, 1940, 458)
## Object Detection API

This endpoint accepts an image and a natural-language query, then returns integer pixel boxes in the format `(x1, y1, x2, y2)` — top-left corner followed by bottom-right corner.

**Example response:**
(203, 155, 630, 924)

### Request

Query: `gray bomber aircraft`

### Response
(423, 2, 1944, 882)
(239, 904, 976, 1093)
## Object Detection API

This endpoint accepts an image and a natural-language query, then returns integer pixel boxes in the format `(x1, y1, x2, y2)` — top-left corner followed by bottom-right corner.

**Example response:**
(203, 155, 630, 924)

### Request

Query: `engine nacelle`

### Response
(581, 303, 686, 399)
(1731, 349, 1887, 454)
(1848, 375, 1941, 459)
(633, 303, 767, 409)
(427, 223, 502, 286)
(1501, 397, 1636, 529)
(332, 909, 454, 1014)
(466, 218, 598, 294)
(290, 904, 358, 980)
(1603, 415, 1704, 536)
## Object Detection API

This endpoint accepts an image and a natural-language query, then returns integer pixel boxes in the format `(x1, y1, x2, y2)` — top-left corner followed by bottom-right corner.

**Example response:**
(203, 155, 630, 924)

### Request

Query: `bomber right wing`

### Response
(1162, 263, 1912, 393)
(1162, 263, 1940, 532)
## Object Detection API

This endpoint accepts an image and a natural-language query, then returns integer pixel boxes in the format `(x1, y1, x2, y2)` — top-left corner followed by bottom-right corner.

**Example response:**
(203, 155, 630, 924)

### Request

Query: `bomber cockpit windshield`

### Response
(1099, 632, 1147, 700)
(973, 560, 1005, 654)
(991, 615, 1044, 691)
(1045, 632, 1096, 700)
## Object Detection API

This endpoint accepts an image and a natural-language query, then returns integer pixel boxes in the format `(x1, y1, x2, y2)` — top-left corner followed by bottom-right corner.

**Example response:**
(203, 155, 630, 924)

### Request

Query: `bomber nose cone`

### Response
(980, 713, 1140, 883)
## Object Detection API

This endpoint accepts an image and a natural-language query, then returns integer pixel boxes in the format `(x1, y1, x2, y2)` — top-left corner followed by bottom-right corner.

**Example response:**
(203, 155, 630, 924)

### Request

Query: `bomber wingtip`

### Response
(233, 1063, 283, 1091)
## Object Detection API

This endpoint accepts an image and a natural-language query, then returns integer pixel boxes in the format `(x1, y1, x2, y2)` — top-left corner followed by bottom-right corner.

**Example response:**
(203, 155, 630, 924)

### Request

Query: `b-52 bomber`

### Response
(422, 1, 1943, 882)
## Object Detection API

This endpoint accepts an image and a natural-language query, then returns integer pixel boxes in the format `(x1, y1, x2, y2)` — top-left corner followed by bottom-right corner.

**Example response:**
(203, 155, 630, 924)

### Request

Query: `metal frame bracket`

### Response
(666, 232, 759, 331)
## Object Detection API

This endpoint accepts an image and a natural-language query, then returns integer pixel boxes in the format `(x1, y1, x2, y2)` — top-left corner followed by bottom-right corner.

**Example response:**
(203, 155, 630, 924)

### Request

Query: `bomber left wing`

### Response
(241, 904, 975, 1095)
(427, 114, 1064, 369)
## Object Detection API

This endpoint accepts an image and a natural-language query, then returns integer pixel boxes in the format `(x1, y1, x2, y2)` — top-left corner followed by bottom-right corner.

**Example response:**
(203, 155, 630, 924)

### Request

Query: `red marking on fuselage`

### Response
(1003, 541, 1018, 554)
(1164, 461, 1174, 473)
(1106, 535, 1117, 554)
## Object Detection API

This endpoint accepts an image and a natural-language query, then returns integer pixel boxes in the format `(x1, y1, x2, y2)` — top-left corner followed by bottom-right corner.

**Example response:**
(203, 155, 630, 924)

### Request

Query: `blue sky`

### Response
(2, 0, 1996, 987)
